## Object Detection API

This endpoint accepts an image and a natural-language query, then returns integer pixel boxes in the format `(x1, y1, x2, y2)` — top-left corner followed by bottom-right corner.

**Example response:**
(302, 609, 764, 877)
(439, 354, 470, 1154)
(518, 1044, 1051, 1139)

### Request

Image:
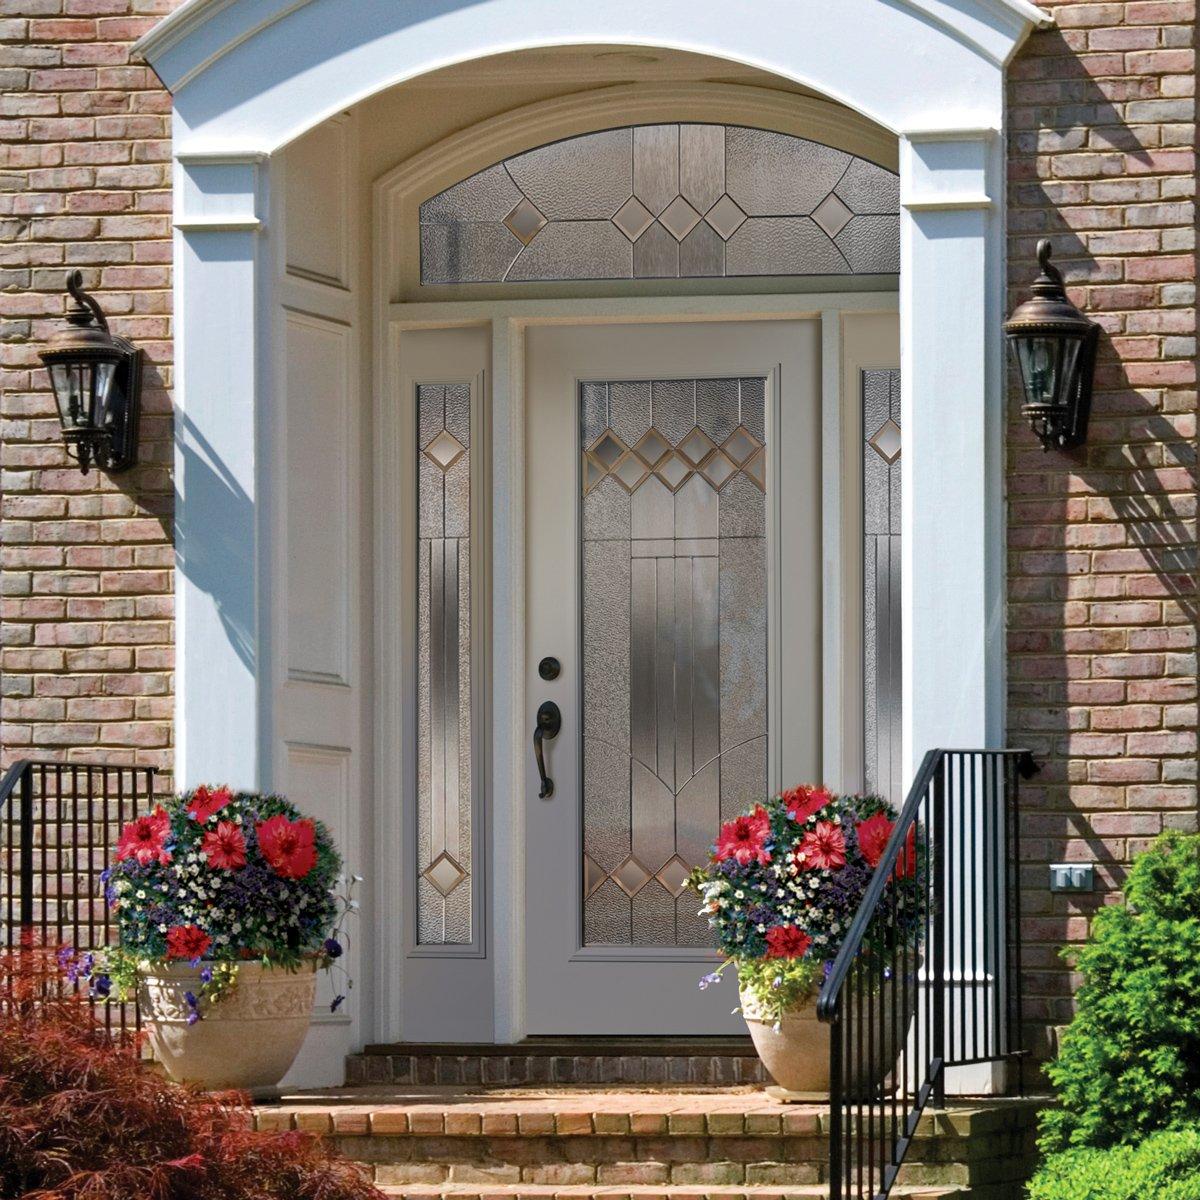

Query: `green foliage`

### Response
(735, 955, 823, 1021)
(1039, 832, 1200, 1153)
(1029, 1128, 1200, 1200)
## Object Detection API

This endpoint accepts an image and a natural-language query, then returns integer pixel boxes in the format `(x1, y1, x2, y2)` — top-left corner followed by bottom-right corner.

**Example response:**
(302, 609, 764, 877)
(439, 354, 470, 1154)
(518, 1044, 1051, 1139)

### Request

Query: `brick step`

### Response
(376, 1186, 968, 1200)
(258, 1088, 1041, 1196)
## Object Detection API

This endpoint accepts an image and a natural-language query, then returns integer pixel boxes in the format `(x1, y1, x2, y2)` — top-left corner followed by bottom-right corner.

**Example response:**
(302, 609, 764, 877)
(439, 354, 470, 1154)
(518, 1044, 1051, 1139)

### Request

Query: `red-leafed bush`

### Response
(0, 947, 382, 1200)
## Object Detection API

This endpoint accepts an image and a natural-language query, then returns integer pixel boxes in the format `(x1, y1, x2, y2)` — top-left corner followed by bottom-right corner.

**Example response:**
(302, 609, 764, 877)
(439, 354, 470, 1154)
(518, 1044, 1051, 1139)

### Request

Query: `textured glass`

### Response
(417, 383, 473, 944)
(419, 124, 899, 284)
(580, 378, 767, 948)
(863, 369, 903, 804)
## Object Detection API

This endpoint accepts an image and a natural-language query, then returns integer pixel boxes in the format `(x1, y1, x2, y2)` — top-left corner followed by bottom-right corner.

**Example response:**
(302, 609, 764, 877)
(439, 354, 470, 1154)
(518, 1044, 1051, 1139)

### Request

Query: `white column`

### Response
(173, 150, 269, 790)
(899, 129, 1008, 1096)
(900, 128, 1005, 772)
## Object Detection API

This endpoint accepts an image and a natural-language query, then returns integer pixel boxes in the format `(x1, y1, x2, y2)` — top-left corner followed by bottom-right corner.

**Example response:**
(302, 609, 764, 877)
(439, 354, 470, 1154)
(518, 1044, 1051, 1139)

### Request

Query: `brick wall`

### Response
(1, 0, 180, 776)
(1006, 0, 1198, 1051)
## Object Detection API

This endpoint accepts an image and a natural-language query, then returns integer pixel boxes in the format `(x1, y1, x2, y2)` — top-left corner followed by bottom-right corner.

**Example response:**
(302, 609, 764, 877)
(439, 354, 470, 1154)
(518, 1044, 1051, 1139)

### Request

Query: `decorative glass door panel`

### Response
(579, 377, 768, 948)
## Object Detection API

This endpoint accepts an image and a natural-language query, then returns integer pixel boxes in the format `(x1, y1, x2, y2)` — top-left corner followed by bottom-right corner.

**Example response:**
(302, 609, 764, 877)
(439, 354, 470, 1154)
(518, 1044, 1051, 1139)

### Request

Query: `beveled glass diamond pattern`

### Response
(422, 125, 899, 284)
(704, 194, 748, 240)
(591, 430, 627, 468)
(613, 855, 652, 897)
(613, 196, 654, 242)
(723, 426, 760, 464)
(423, 852, 467, 897)
(634, 428, 671, 467)
(656, 855, 692, 897)
(699, 449, 737, 489)
(655, 452, 692, 491)
(812, 192, 853, 239)
(584, 854, 607, 898)
(503, 196, 547, 245)
(423, 428, 467, 471)
(743, 448, 766, 491)
(613, 451, 650, 492)
(868, 418, 902, 464)
(583, 455, 606, 494)
(679, 427, 717, 466)
(660, 196, 702, 242)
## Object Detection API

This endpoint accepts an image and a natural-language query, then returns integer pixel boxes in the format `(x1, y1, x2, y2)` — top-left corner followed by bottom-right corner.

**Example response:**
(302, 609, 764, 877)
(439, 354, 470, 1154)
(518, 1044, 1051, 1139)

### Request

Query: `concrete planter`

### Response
(140, 960, 316, 1091)
(741, 979, 904, 1098)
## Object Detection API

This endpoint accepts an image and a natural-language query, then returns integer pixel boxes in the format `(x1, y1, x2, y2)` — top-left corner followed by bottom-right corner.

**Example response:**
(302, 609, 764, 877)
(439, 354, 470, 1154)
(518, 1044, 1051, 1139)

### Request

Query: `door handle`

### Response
(533, 700, 562, 798)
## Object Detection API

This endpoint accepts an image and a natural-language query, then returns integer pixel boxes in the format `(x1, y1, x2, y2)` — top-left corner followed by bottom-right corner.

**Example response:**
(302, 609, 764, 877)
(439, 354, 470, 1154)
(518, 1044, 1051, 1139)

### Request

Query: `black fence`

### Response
(817, 748, 1037, 1200)
(0, 759, 156, 1033)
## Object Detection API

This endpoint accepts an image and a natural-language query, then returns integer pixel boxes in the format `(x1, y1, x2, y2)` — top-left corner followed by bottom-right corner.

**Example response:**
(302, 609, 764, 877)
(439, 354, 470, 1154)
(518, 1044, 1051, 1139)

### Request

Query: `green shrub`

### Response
(1029, 1128, 1200, 1200)
(1039, 832, 1200, 1153)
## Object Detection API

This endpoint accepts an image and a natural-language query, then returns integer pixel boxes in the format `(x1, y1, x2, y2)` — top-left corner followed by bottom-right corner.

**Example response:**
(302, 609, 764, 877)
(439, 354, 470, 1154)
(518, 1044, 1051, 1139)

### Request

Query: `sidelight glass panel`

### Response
(863, 369, 902, 804)
(416, 383, 473, 944)
(581, 377, 768, 947)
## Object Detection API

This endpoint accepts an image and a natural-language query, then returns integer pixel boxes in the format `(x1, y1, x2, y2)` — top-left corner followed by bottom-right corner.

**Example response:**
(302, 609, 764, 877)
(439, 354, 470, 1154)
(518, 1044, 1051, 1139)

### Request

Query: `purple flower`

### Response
(56, 945, 76, 969)
(91, 974, 112, 998)
(199, 966, 213, 984)
(186, 1010, 201, 1026)
(330, 994, 345, 1013)
(323, 937, 343, 959)
(698, 971, 721, 991)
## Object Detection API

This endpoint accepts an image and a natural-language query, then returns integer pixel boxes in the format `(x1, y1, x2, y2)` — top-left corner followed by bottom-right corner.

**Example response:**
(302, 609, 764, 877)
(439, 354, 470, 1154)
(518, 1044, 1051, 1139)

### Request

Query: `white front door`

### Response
(524, 320, 821, 1035)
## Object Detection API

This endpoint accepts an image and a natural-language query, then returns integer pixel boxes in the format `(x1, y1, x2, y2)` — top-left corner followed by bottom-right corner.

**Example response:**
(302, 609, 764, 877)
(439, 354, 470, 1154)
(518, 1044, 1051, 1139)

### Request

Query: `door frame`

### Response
(375, 292, 899, 1044)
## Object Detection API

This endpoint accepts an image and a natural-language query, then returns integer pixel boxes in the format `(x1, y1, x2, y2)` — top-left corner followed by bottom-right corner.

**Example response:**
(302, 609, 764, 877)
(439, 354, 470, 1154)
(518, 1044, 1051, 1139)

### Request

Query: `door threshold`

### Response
(360, 1036, 756, 1056)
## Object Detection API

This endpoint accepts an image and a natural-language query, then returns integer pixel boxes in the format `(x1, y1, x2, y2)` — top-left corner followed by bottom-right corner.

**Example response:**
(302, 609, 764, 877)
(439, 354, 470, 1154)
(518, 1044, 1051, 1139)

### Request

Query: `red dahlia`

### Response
(793, 820, 847, 871)
(256, 814, 318, 879)
(714, 806, 772, 867)
(187, 784, 233, 824)
(166, 924, 212, 960)
(765, 924, 812, 959)
(856, 812, 917, 879)
(783, 784, 833, 825)
(201, 819, 247, 870)
(116, 806, 172, 867)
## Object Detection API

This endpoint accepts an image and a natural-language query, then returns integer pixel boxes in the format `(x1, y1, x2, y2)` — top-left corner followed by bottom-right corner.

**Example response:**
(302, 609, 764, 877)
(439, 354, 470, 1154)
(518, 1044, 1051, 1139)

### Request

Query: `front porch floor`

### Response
(254, 1086, 1043, 1199)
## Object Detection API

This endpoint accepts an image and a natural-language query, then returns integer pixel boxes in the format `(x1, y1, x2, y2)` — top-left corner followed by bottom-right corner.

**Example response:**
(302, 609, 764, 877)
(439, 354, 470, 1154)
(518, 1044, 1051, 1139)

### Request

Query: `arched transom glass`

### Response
(419, 124, 899, 285)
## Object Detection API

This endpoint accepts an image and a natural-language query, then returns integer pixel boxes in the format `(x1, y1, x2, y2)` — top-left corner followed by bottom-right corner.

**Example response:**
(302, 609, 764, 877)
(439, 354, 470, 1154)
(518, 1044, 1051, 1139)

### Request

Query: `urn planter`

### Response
(741, 978, 906, 1098)
(140, 961, 317, 1091)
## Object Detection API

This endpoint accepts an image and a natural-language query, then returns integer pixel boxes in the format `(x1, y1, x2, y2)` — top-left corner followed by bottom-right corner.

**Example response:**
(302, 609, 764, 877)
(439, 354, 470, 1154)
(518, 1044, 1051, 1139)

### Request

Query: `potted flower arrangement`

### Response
(62, 785, 357, 1092)
(690, 784, 922, 1096)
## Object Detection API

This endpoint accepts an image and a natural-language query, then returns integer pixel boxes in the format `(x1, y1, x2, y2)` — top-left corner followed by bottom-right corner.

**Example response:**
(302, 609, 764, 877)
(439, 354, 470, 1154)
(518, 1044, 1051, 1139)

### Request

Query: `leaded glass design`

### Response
(863, 369, 902, 803)
(420, 125, 899, 284)
(417, 383, 473, 944)
(580, 377, 768, 947)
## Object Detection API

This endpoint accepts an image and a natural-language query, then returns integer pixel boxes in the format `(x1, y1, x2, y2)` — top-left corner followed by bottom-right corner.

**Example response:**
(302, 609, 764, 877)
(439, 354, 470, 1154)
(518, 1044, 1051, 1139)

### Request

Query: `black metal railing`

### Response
(0, 759, 156, 1032)
(817, 748, 1036, 1200)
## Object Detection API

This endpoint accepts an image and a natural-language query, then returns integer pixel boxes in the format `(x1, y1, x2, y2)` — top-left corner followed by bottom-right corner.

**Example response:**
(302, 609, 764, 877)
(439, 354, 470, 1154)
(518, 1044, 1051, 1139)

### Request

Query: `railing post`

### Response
(18, 764, 34, 936)
(828, 1005, 843, 1200)
(931, 760, 946, 1109)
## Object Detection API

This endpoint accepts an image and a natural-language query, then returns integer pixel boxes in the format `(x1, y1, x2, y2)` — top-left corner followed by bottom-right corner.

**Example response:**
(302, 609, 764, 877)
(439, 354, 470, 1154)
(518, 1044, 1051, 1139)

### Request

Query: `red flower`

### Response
(793, 820, 847, 871)
(856, 812, 917, 880)
(186, 784, 233, 824)
(766, 924, 813, 959)
(116, 806, 171, 866)
(256, 814, 318, 879)
(783, 784, 833, 824)
(200, 820, 247, 870)
(714, 806, 772, 867)
(166, 924, 212, 961)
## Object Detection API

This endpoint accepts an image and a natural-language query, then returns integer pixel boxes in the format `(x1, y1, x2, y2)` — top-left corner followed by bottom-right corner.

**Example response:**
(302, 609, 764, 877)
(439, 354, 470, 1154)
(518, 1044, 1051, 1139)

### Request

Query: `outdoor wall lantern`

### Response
(38, 270, 142, 475)
(1004, 239, 1100, 452)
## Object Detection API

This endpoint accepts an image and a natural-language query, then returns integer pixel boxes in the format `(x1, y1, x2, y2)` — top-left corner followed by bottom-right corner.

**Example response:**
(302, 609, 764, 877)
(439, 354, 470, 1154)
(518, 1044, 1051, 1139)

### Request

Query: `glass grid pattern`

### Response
(420, 124, 900, 284)
(416, 382, 473, 944)
(580, 377, 768, 947)
(863, 369, 902, 804)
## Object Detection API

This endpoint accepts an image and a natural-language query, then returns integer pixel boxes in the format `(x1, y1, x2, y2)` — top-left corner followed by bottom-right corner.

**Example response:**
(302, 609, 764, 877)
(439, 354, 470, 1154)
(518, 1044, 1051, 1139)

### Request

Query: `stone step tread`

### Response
(375, 1186, 967, 1200)
(256, 1087, 1040, 1140)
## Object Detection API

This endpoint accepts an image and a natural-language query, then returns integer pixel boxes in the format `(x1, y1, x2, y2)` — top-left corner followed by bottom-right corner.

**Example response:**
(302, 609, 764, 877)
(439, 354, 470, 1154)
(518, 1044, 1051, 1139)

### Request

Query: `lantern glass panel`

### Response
(1014, 335, 1061, 408)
